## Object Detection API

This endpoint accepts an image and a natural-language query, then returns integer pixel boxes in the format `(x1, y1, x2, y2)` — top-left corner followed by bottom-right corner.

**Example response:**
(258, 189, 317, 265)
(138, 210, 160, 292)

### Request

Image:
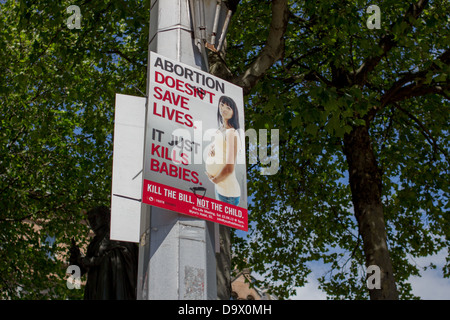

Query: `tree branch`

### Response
(354, 0, 429, 85)
(105, 49, 142, 68)
(362, 48, 450, 122)
(384, 82, 450, 104)
(232, 0, 289, 95)
(394, 103, 450, 163)
(380, 49, 450, 106)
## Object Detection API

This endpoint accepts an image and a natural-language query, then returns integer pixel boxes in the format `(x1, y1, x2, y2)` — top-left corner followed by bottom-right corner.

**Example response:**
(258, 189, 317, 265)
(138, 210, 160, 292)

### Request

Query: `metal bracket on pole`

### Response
(216, 9, 232, 52)
(211, 1, 222, 45)
(189, 0, 209, 71)
(189, 0, 233, 60)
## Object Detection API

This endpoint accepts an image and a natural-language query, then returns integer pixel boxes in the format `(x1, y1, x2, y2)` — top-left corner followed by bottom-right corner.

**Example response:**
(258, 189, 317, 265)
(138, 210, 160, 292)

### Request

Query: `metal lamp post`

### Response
(136, 0, 233, 300)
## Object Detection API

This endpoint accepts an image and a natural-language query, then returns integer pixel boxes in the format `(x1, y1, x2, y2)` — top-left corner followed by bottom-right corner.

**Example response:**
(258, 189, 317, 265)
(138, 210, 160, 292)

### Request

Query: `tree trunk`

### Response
(216, 225, 232, 299)
(343, 124, 399, 300)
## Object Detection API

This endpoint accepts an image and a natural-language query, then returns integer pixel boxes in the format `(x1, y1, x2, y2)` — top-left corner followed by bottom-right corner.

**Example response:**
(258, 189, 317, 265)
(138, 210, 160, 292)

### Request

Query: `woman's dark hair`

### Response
(217, 95, 240, 130)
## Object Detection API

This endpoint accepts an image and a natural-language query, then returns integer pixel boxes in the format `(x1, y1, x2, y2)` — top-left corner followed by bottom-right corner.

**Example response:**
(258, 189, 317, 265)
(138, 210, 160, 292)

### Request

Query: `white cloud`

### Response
(409, 269, 450, 299)
(290, 261, 328, 300)
(408, 250, 450, 300)
(290, 272, 327, 300)
(289, 250, 450, 300)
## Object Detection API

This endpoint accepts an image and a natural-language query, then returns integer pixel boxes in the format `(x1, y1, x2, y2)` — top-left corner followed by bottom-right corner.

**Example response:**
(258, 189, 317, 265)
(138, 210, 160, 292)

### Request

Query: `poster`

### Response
(142, 52, 247, 231)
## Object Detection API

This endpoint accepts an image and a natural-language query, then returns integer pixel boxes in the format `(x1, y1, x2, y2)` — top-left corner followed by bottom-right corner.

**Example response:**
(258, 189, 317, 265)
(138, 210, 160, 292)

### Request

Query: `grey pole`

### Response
(137, 0, 217, 300)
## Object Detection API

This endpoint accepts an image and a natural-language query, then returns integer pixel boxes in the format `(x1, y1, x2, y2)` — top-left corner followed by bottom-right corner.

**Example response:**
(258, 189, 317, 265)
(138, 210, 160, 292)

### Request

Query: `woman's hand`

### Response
(205, 172, 216, 184)
(208, 144, 215, 157)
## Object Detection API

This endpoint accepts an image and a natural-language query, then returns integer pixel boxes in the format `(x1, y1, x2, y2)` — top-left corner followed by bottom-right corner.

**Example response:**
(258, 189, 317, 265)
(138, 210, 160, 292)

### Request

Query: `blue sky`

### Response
(291, 249, 450, 300)
(240, 151, 449, 299)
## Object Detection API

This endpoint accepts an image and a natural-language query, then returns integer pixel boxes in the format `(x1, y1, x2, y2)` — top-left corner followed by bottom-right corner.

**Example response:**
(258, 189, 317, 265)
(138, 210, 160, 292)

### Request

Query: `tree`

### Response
(0, 0, 148, 299)
(1, 0, 448, 300)
(216, 0, 449, 299)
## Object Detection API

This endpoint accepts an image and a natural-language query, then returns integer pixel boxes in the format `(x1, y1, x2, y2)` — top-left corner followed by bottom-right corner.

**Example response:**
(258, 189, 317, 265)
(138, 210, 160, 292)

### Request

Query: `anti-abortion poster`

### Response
(142, 52, 247, 231)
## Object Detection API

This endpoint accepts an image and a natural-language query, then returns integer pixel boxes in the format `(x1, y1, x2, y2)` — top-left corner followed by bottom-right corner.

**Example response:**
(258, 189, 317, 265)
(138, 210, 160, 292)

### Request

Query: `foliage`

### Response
(228, 0, 449, 299)
(1, 0, 449, 300)
(0, 0, 148, 299)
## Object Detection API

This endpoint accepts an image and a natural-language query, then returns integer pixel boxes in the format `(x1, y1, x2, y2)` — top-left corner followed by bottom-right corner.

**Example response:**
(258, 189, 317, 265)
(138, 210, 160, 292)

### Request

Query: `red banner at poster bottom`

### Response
(142, 179, 248, 231)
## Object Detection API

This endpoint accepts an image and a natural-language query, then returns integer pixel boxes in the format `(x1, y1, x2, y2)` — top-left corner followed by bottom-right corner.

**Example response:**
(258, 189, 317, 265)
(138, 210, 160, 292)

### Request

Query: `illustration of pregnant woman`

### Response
(205, 95, 241, 206)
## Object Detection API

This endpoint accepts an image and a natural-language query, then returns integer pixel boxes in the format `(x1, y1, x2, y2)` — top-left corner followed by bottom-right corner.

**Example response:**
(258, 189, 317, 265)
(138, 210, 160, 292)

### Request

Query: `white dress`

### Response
(205, 128, 241, 197)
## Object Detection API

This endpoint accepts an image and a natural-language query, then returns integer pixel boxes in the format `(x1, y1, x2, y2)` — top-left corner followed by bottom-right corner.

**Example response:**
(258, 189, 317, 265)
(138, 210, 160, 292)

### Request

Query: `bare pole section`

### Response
(216, 9, 232, 52)
(211, 0, 222, 45)
(137, 0, 216, 300)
